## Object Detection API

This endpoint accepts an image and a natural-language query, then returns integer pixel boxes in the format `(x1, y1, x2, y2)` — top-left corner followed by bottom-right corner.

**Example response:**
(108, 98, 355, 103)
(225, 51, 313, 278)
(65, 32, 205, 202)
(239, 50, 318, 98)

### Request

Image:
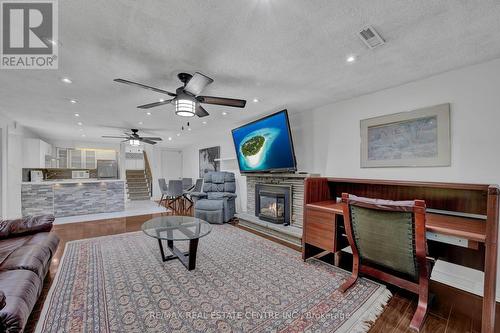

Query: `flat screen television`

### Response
(231, 110, 297, 173)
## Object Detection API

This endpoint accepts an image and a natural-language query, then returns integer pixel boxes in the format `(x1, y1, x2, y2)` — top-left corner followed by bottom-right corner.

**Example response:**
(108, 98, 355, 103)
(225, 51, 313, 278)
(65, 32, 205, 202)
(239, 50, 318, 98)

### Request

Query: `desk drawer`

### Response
(304, 208, 336, 252)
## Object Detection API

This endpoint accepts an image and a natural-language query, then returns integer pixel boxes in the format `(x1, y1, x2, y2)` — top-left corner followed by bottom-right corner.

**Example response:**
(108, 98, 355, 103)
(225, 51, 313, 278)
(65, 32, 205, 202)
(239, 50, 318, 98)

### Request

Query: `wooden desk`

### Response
(302, 177, 499, 333)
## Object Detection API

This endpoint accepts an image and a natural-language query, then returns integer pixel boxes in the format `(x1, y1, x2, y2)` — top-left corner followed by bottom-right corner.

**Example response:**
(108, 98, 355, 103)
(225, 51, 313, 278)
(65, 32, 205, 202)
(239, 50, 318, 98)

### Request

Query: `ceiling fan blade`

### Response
(137, 99, 173, 109)
(140, 138, 157, 145)
(196, 104, 210, 118)
(102, 136, 129, 139)
(184, 72, 214, 96)
(197, 96, 246, 108)
(114, 79, 177, 97)
(141, 137, 163, 141)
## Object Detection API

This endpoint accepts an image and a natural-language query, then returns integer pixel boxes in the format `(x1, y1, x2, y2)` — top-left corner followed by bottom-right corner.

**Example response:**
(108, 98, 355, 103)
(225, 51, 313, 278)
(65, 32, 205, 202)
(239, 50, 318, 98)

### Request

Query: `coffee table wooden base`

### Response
(157, 238, 199, 270)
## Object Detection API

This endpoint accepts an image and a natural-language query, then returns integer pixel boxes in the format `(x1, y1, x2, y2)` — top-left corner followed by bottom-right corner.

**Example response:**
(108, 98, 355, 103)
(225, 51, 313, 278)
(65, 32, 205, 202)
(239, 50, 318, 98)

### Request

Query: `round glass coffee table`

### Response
(142, 216, 212, 270)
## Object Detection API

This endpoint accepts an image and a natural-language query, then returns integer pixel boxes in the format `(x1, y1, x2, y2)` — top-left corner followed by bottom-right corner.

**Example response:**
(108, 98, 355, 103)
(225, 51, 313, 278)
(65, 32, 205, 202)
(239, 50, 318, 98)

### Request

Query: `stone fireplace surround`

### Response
(235, 173, 318, 248)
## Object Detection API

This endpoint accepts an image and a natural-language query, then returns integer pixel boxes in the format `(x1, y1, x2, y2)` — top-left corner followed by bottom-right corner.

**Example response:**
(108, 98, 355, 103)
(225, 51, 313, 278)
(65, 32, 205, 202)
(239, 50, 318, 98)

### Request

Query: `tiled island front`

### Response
(22, 180, 125, 217)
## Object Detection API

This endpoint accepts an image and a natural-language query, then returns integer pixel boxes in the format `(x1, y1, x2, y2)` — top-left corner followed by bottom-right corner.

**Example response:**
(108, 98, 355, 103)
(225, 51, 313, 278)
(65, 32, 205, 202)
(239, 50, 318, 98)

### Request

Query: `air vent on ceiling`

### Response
(358, 25, 385, 49)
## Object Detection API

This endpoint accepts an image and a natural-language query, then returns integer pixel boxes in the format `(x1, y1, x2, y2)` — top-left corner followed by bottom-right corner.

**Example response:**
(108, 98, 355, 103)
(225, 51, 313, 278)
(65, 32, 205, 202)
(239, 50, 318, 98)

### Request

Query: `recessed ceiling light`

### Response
(146, 112, 151, 116)
(70, 99, 78, 104)
(346, 55, 356, 63)
(159, 98, 165, 102)
(222, 112, 228, 116)
(187, 127, 192, 131)
(81, 134, 86, 137)
(202, 121, 207, 125)
(253, 98, 259, 103)
(74, 113, 80, 117)
(176, 133, 180, 137)
(138, 121, 143, 125)
(168, 137, 172, 141)
(77, 122, 83, 126)
(61, 77, 72, 84)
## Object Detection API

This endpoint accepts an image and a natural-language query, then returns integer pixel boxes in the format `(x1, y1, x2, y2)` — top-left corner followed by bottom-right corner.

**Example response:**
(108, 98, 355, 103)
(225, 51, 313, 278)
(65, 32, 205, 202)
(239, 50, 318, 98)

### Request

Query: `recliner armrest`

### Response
(190, 192, 207, 199)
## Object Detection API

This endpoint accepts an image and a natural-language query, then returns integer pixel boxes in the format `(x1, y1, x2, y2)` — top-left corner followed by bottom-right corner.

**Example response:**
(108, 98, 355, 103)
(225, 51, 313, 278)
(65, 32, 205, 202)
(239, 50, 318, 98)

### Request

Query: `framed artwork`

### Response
(360, 103, 451, 168)
(199, 146, 221, 178)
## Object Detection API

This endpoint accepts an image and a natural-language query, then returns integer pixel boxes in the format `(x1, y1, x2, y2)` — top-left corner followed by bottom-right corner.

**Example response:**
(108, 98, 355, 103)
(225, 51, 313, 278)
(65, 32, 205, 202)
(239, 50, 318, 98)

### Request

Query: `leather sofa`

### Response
(0, 215, 59, 332)
(192, 171, 237, 224)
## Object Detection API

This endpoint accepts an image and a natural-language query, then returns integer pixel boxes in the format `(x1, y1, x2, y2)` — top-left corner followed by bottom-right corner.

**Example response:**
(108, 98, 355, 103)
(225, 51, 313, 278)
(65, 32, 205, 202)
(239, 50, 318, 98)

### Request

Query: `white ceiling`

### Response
(1, 0, 500, 148)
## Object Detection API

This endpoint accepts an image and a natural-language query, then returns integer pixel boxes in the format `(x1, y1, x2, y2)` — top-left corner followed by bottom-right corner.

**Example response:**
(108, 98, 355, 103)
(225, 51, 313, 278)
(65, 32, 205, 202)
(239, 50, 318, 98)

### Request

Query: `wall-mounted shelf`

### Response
(214, 157, 236, 162)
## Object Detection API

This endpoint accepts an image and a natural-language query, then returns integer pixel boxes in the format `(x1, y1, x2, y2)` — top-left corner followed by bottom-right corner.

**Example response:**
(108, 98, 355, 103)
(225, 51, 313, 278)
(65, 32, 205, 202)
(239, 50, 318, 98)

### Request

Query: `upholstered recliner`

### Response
(192, 172, 237, 224)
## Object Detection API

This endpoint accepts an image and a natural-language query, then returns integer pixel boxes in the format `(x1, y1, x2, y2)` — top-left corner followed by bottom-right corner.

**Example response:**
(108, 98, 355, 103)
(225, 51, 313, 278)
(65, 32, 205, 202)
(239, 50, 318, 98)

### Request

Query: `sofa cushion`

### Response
(0, 215, 54, 240)
(195, 199, 224, 211)
(0, 270, 41, 333)
(0, 244, 51, 277)
(25, 232, 59, 256)
(0, 238, 29, 266)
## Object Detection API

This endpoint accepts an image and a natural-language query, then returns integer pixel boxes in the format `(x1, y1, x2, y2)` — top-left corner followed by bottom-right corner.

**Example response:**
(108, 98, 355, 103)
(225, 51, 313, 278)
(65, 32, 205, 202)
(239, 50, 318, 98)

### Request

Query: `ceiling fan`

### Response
(113, 72, 246, 118)
(102, 129, 162, 145)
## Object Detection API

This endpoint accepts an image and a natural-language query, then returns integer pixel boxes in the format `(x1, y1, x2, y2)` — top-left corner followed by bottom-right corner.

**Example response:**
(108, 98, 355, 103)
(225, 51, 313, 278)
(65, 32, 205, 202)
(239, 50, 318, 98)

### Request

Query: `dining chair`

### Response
(184, 178, 203, 209)
(166, 180, 184, 210)
(158, 178, 169, 207)
(182, 178, 194, 191)
(340, 192, 431, 332)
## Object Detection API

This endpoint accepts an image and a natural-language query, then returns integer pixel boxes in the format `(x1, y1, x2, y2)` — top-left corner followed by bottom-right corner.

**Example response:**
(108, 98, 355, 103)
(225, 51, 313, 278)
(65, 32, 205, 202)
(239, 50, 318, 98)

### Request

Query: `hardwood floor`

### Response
(25, 205, 476, 332)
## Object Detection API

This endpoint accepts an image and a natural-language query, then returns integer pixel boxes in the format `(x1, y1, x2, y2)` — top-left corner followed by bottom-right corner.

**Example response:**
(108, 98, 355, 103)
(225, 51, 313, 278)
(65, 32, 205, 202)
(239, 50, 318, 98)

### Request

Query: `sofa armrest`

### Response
(0, 215, 55, 239)
(0, 291, 5, 310)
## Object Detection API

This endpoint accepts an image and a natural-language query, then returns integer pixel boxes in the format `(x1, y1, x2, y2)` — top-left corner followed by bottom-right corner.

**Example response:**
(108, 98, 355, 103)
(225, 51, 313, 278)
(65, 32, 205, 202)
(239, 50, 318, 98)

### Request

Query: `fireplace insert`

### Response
(255, 184, 291, 225)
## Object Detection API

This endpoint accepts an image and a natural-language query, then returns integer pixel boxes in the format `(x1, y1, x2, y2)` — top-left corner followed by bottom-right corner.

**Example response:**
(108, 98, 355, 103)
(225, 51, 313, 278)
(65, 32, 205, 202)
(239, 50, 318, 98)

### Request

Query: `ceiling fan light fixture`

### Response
(129, 139, 141, 146)
(175, 99, 196, 117)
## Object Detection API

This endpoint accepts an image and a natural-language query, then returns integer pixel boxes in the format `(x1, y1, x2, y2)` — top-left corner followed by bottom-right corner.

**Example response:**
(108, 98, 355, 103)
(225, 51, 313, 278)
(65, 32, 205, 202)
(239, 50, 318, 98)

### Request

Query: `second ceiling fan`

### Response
(114, 72, 246, 118)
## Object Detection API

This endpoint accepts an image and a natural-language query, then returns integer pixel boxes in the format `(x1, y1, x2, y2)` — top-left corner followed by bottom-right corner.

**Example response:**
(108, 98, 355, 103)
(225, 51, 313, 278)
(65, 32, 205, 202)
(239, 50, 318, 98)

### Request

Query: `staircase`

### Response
(126, 170, 151, 200)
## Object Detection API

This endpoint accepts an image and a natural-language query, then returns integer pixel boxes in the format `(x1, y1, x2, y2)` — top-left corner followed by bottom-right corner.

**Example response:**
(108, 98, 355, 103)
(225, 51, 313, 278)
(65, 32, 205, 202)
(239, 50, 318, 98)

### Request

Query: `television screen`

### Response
(231, 110, 297, 173)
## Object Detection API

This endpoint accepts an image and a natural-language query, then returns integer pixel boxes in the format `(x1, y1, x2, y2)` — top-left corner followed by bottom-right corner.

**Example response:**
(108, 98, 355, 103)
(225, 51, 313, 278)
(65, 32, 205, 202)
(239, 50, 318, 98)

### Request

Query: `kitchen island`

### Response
(21, 179, 125, 217)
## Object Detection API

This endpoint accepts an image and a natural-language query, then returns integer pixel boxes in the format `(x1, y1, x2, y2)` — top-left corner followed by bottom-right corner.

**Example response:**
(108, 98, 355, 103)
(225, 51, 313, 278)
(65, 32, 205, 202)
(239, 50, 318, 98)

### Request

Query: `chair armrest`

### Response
(0, 215, 55, 239)
(190, 192, 207, 199)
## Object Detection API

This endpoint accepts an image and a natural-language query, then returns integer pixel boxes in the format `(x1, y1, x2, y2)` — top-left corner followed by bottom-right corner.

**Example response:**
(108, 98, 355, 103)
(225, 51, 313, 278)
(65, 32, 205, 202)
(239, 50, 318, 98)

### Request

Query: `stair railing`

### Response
(143, 150, 153, 197)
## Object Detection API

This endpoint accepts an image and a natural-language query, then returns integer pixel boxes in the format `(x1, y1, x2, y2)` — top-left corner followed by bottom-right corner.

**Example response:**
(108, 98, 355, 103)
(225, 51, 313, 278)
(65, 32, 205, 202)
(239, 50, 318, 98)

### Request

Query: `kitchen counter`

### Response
(22, 180, 125, 217)
(22, 178, 123, 184)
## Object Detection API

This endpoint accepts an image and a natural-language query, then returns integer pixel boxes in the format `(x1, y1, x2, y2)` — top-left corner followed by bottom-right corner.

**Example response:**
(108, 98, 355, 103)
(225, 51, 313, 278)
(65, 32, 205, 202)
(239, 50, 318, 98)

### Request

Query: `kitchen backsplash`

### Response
(22, 168, 98, 182)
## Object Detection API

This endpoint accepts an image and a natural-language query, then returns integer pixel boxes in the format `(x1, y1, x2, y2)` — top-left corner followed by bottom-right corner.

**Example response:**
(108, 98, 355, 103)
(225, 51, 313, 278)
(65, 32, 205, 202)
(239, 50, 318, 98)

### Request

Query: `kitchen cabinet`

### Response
(56, 148, 117, 169)
(23, 138, 53, 168)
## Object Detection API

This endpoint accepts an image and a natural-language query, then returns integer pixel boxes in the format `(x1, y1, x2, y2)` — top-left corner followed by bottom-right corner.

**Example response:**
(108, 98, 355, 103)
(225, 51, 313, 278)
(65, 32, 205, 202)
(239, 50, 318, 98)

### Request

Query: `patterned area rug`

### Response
(36, 225, 391, 332)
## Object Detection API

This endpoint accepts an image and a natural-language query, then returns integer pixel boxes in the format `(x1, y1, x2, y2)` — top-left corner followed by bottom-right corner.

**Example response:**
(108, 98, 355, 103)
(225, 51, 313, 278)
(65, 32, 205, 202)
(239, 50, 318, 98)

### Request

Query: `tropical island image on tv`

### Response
(231, 110, 297, 173)
(239, 129, 279, 168)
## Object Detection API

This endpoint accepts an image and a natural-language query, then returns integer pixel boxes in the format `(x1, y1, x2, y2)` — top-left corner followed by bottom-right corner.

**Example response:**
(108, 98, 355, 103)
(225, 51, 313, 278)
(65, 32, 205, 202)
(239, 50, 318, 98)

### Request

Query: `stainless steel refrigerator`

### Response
(97, 160, 118, 179)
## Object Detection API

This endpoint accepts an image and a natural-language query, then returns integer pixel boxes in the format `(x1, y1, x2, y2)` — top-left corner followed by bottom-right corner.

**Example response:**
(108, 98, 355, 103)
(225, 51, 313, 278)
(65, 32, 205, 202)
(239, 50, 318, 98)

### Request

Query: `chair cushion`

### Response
(212, 173, 226, 184)
(0, 270, 42, 332)
(195, 199, 223, 211)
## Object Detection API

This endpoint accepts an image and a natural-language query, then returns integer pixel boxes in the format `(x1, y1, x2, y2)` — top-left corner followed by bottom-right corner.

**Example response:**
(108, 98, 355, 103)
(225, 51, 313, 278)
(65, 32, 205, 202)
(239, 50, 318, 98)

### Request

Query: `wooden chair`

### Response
(340, 193, 430, 332)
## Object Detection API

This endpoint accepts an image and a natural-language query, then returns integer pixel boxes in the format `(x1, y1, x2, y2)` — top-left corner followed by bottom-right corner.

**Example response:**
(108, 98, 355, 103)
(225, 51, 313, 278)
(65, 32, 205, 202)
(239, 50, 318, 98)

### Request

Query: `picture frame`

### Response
(360, 103, 451, 168)
(199, 146, 221, 178)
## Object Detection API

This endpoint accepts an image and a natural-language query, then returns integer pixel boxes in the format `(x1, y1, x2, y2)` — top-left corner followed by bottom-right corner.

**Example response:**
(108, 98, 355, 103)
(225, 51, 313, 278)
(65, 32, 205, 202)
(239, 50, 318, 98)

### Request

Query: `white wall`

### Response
(2, 121, 46, 218)
(291, 58, 500, 184)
